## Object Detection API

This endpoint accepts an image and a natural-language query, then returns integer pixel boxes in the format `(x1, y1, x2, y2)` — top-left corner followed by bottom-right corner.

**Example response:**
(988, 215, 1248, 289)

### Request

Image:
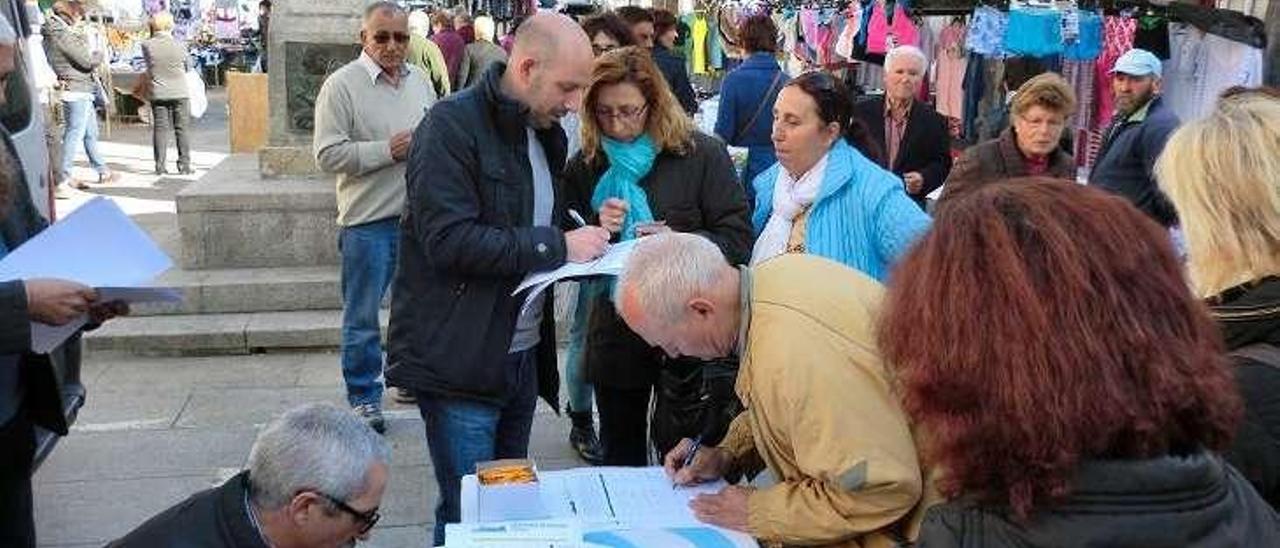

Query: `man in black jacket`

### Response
(852, 45, 953, 210)
(386, 12, 609, 546)
(617, 6, 697, 115)
(1089, 48, 1180, 227)
(109, 404, 389, 548)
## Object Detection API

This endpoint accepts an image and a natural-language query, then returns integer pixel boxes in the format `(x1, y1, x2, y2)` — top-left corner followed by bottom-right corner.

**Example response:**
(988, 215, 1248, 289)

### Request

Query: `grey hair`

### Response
(615, 233, 729, 324)
(363, 1, 406, 24)
(247, 403, 391, 510)
(885, 45, 927, 72)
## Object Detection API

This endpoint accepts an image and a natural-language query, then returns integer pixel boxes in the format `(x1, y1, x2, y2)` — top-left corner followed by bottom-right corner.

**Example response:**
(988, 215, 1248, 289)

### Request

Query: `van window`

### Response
(0, 12, 32, 134)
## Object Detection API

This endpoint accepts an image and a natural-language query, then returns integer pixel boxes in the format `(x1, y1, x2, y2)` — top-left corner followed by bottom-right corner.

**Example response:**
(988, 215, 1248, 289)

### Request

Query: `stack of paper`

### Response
(460, 466, 758, 548)
(513, 239, 638, 313)
(0, 197, 180, 352)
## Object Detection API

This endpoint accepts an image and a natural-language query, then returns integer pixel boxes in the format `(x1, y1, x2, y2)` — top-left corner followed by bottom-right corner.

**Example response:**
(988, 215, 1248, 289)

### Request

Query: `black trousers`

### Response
(0, 412, 36, 548)
(151, 98, 191, 172)
(595, 384, 653, 466)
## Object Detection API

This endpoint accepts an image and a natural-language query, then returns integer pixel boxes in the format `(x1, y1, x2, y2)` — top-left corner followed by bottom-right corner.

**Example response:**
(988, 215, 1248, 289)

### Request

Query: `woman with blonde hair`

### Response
(940, 72, 1077, 203)
(562, 46, 752, 466)
(1156, 92, 1280, 508)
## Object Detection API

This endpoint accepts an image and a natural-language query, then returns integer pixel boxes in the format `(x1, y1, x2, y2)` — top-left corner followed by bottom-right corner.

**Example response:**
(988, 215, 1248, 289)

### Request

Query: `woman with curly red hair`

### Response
(879, 180, 1279, 546)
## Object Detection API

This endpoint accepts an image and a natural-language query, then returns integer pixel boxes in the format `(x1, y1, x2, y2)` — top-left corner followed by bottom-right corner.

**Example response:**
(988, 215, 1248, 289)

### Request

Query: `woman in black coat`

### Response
(561, 47, 752, 466)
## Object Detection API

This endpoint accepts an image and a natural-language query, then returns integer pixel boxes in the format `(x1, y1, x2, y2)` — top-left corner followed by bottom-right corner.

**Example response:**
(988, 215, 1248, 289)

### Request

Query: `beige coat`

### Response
(719, 255, 926, 547)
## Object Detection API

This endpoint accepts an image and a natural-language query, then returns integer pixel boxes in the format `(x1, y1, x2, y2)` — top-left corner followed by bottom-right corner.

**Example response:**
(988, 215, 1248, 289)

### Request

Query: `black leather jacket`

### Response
(386, 62, 568, 409)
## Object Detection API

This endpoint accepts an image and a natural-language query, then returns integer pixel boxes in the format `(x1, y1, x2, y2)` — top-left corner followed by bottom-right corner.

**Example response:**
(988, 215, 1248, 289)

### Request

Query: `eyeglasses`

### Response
(592, 43, 617, 55)
(371, 31, 410, 45)
(314, 491, 381, 534)
(594, 103, 648, 121)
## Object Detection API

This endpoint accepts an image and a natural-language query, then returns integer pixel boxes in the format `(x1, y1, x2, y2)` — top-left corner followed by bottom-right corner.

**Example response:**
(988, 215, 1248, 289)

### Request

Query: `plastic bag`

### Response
(185, 70, 208, 118)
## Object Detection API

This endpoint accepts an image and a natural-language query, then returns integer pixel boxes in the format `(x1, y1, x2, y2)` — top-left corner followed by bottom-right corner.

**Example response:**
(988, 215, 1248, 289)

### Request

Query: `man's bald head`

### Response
(503, 12, 593, 129)
(511, 12, 591, 63)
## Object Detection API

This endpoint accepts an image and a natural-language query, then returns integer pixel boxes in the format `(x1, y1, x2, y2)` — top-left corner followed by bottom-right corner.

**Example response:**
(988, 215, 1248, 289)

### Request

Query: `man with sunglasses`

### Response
(109, 404, 390, 547)
(313, 1, 437, 434)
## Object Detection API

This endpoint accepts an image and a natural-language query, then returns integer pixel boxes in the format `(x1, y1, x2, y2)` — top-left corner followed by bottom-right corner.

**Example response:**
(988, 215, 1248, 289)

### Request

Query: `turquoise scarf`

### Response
(592, 134, 658, 241)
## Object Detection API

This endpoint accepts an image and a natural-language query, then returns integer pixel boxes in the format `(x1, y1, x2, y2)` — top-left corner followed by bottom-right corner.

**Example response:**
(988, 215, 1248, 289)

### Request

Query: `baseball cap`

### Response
(1111, 49, 1162, 78)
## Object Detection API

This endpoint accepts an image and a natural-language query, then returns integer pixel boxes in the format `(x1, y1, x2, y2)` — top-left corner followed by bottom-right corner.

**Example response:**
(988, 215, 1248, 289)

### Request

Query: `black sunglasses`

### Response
(372, 31, 411, 45)
(315, 491, 381, 534)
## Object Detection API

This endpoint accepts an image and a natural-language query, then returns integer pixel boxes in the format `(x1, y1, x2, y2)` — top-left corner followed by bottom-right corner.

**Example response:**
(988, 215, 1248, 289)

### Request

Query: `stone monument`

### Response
(176, 0, 368, 270)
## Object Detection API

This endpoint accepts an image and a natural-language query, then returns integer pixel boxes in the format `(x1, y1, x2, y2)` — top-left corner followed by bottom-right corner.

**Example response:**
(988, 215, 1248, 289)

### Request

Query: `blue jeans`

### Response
(339, 217, 399, 407)
(59, 98, 108, 182)
(564, 280, 604, 413)
(415, 349, 539, 546)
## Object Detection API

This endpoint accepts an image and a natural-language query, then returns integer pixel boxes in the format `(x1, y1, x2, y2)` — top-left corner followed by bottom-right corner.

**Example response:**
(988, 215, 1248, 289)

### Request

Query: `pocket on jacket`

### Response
(479, 157, 517, 224)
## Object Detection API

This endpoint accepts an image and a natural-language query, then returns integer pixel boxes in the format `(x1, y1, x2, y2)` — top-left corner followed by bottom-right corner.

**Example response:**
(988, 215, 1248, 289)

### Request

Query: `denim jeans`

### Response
(415, 349, 539, 546)
(564, 280, 604, 413)
(339, 217, 399, 407)
(59, 98, 107, 182)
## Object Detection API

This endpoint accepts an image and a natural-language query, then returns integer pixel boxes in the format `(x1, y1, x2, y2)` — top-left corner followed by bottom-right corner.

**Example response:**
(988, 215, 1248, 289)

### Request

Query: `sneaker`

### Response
(353, 403, 386, 434)
(568, 410, 603, 465)
(392, 387, 417, 405)
(98, 171, 121, 185)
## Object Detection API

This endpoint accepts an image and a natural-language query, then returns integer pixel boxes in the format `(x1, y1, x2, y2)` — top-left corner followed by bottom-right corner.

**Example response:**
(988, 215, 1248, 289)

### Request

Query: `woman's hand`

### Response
(598, 198, 629, 234)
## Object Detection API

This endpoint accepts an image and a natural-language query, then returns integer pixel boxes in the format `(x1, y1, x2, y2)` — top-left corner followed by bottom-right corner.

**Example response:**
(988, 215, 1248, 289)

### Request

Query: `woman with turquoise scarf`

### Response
(562, 46, 752, 466)
(751, 71, 931, 281)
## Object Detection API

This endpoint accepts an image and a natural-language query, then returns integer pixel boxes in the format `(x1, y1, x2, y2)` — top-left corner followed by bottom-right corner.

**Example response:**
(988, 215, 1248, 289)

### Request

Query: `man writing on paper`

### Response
(615, 233, 924, 548)
(385, 12, 609, 546)
(0, 17, 126, 546)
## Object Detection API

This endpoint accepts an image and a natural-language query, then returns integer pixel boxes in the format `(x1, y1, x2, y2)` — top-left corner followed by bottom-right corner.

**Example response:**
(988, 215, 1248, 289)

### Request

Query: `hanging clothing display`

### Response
(1063, 9, 1104, 61)
(966, 5, 1008, 57)
(1094, 15, 1136, 130)
(1062, 60, 1096, 133)
(1004, 7, 1065, 57)
(691, 15, 709, 74)
(1133, 13, 1172, 59)
(866, 1, 919, 54)
(934, 21, 968, 120)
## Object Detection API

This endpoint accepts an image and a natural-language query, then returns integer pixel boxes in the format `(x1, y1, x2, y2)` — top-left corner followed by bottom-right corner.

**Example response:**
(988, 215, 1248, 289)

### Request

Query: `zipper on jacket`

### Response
(1214, 303, 1280, 321)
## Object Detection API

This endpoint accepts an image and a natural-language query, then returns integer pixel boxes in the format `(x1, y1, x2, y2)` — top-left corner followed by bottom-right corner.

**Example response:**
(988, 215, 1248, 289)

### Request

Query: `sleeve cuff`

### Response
(358, 140, 396, 172)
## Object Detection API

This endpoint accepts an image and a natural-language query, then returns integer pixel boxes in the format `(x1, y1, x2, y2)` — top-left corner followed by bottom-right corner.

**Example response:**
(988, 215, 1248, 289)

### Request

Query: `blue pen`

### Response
(674, 435, 703, 490)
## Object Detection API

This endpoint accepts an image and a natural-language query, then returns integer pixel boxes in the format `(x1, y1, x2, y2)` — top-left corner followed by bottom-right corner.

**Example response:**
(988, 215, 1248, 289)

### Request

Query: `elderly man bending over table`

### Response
(614, 232, 925, 548)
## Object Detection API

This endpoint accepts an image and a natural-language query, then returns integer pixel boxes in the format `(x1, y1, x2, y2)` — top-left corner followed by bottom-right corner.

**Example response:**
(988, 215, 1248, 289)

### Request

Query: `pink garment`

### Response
(866, 1, 920, 55)
(835, 3, 863, 59)
(815, 20, 836, 65)
(1094, 16, 1136, 130)
(800, 9, 822, 51)
(934, 23, 968, 119)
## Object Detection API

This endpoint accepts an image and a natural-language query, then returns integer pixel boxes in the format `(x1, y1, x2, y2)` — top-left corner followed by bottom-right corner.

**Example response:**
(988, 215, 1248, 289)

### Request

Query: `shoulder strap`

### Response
(1232, 343, 1280, 370)
(732, 69, 785, 144)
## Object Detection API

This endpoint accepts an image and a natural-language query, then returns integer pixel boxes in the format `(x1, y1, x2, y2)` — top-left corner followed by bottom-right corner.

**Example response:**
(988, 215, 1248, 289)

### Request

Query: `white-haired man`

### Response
(456, 15, 507, 90)
(852, 45, 952, 210)
(109, 404, 390, 547)
(616, 233, 925, 547)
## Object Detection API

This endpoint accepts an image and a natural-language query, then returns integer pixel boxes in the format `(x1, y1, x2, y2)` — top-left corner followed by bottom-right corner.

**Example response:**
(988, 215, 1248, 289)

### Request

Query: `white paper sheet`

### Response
(28, 287, 182, 353)
(444, 519, 581, 547)
(460, 466, 758, 548)
(0, 197, 176, 353)
(513, 239, 638, 313)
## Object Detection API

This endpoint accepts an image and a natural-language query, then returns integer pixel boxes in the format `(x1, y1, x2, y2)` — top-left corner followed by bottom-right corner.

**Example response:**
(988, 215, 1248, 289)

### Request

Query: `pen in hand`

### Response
(568, 209, 589, 228)
(673, 435, 703, 490)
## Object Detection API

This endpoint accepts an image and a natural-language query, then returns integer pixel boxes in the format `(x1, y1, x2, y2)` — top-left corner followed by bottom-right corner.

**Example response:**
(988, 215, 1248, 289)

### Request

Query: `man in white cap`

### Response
(1089, 48, 1181, 227)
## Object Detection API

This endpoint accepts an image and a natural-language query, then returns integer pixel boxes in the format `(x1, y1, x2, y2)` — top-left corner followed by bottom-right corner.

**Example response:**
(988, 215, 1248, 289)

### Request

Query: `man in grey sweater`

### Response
(313, 1, 436, 433)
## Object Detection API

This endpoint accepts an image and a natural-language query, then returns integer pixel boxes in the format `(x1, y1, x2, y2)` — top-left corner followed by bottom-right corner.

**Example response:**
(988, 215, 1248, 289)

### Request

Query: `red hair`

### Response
(879, 179, 1241, 519)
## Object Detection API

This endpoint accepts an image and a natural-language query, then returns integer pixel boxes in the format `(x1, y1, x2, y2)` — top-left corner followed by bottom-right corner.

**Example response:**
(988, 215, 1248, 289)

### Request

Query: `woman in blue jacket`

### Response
(714, 15, 786, 201)
(751, 71, 930, 281)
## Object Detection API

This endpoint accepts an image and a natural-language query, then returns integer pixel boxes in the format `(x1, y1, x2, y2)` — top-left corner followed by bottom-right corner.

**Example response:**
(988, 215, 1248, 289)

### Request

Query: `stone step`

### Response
(133, 266, 343, 316)
(85, 310, 388, 355)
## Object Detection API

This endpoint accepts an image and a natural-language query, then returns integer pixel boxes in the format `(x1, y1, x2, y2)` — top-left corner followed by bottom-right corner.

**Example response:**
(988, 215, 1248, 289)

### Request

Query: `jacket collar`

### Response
(1121, 95, 1167, 125)
(218, 471, 273, 548)
(814, 138, 862, 201)
(1067, 451, 1227, 505)
(1211, 276, 1280, 348)
(997, 127, 1074, 178)
(480, 61, 534, 144)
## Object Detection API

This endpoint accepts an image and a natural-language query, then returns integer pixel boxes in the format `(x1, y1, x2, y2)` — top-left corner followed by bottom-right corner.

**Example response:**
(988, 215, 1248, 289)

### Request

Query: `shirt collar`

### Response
(357, 51, 408, 86)
(734, 266, 753, 358)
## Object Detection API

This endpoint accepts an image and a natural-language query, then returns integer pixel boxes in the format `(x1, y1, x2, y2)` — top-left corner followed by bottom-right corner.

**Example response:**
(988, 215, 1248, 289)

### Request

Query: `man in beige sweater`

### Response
(313, 1, 436, 433)
(616, 233, 926, 548)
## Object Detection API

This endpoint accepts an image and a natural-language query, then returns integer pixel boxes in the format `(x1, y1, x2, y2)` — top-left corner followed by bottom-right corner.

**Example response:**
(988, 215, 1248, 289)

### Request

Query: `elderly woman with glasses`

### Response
(752, 71, 930, 281)
(561, 46, 752, 467)
(939, 73, 1078, 205)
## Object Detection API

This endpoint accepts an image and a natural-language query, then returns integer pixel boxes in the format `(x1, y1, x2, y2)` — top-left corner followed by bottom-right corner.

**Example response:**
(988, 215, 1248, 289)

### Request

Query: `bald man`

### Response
(386, 12, 609, 545)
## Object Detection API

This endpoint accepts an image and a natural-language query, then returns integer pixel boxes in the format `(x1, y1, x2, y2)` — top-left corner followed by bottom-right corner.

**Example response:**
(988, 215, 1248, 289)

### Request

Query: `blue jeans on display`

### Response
(564, 280, 604, 414)
(339, 217, 399, 408)
(59, 98, 108, 182)
(415, 349, 539, 547)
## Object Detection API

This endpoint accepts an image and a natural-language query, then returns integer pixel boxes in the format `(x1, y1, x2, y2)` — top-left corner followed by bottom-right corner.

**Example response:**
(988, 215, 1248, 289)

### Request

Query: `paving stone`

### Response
(364, 524, 433, 548)
(173, 386, 346, 429)
(72, 387, 190, 431)
(380, 465, 435, 528)
(34, 475, 216, 545)
(92, 353, 305, 391)
(34, 428, 255, 484)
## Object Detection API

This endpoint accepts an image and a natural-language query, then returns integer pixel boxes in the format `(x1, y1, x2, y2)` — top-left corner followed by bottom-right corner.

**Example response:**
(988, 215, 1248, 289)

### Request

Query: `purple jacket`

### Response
(432, 30, 466, 89)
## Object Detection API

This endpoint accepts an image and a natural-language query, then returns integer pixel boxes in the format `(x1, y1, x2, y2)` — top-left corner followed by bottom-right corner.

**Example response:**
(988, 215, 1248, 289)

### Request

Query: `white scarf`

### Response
(751, 152, 829, 265)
